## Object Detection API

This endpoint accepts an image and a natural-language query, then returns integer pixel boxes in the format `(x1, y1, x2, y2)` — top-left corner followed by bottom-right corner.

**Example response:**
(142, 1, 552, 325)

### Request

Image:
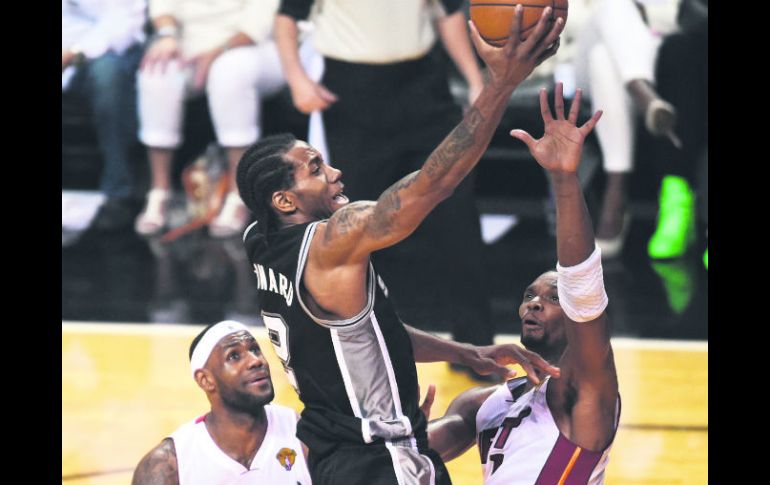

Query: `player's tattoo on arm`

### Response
(325, 202, 374, 241)
(368, 172, 420, 237)
(423, 107, 485, 178)
(131, 439, 179, 485)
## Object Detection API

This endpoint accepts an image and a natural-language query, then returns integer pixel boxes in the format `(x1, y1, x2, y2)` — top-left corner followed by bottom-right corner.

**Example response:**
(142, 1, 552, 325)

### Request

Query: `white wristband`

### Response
(556, 246, 608, 323)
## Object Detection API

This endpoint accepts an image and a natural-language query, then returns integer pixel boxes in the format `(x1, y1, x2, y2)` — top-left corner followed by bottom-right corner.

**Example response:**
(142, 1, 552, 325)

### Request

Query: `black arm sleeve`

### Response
(279, 0, 315, 20)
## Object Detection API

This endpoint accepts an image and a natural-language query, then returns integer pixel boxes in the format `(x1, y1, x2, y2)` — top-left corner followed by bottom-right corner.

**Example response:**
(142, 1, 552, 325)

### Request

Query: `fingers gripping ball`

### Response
(470, 0, 569, 46)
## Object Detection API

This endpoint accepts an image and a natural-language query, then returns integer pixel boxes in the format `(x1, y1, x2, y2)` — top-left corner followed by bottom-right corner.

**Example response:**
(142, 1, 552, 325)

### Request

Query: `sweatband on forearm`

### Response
(556, 246, 608, 322)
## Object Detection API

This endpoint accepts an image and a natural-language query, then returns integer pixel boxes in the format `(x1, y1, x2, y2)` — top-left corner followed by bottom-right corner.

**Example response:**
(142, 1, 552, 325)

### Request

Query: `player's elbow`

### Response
(431, 183, 455, 203)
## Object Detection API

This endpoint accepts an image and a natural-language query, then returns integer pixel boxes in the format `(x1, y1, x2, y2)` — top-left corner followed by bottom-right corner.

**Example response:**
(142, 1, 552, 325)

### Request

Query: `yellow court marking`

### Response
(62, 323, 706, 484)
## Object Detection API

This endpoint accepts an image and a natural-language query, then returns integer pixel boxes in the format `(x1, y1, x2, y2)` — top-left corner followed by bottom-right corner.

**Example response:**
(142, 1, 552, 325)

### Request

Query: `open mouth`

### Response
(246, 375, 270, 386)
(333, 192, 349, 204)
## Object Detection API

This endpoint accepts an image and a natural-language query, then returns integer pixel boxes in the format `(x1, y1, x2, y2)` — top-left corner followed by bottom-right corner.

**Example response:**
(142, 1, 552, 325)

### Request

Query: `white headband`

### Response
(190, 320, 252, 378)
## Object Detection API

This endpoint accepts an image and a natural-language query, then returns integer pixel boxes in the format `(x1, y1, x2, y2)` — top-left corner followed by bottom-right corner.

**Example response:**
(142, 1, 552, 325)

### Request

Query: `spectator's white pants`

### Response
(138, 39, 319, 149)
(575, 0, 664, 173)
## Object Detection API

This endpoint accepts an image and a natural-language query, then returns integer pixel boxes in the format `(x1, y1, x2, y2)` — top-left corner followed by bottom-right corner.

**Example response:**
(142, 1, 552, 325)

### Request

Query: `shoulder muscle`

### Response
(131, 438, 179, 485)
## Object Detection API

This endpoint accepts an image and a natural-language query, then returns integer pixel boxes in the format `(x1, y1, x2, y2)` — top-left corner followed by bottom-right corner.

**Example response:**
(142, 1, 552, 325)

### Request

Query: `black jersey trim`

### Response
(294, 221, 377, 329)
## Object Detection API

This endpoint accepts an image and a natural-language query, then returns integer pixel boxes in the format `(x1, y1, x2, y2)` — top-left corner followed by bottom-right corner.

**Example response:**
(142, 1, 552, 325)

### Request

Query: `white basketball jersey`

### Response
(475, 376, 619, 485)
(170, 404, 311, 484)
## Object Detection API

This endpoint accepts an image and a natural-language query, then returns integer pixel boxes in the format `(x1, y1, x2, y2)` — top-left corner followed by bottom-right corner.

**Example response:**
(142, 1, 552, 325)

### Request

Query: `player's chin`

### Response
(520, 332, 543, 348)
(252, 383, 274, 400)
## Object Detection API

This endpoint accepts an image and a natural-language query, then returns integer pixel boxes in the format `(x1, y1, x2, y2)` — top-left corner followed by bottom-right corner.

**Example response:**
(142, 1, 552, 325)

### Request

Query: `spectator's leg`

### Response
(207, 45, 284, 237)
(647, 28, 707, 260)
(83, 46, 144, 230)
(587, 44, 635, 257)
(135, 60, 189, 235)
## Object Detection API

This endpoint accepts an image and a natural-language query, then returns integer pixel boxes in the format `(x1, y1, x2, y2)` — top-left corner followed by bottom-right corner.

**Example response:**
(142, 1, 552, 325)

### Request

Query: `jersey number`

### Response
(479, 406, 532, 474)
(262, 313, 300, 394)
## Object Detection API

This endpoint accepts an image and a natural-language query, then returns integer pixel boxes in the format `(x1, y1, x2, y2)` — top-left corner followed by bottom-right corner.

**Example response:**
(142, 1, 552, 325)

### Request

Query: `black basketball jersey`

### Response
(244, 220, 427, 459)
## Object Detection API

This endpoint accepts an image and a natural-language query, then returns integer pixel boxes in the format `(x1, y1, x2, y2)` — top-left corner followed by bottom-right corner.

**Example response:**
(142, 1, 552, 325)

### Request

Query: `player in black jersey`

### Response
(236, 8, 564, 485)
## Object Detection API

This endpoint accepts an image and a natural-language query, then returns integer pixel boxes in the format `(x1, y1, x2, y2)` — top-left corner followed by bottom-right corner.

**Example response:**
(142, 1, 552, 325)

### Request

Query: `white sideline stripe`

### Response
(61, 322, 707, 351)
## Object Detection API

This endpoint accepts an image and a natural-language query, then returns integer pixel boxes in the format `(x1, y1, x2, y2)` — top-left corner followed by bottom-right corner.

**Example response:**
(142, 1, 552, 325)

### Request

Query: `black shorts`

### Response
(309, 440, 452, 485)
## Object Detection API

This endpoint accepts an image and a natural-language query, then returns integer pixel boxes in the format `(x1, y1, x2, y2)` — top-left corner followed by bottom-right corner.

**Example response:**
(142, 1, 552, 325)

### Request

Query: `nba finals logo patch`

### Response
(276, 448, 297, 471)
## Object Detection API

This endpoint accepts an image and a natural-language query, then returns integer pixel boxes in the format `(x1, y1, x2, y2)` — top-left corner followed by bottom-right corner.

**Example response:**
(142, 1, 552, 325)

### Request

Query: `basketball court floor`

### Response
(62, 323, 706, 484)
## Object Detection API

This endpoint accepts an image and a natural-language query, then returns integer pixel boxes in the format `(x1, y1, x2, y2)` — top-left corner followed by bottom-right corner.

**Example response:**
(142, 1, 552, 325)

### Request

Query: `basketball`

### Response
(470, 0, 568, 47)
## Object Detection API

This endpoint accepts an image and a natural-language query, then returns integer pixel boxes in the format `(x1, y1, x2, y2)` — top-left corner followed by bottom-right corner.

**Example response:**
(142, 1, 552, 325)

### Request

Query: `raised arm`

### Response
(510, 83, 618, 448)
(131, 438, 179, 485)
(316, 7, 565, 266)
(511, 84, 612, 375)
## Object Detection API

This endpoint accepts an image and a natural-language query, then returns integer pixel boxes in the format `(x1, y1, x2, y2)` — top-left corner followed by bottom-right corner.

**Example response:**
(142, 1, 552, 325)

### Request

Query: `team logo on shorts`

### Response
(276, 447, 298, 471)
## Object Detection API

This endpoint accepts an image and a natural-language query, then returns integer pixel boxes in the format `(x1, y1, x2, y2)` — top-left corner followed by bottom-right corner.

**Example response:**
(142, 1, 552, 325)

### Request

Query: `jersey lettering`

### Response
(253, 264, 294, 306)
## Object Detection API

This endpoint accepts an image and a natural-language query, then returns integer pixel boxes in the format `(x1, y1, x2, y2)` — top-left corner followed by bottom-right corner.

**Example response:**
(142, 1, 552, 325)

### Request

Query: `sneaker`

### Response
(209, 192, 249, 238)
(135, 189, 171, 236)
(648, 176, 695, 259)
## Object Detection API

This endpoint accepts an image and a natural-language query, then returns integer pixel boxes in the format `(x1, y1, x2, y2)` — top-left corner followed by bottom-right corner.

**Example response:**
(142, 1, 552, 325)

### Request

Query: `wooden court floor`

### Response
(62, 322, 707, 484)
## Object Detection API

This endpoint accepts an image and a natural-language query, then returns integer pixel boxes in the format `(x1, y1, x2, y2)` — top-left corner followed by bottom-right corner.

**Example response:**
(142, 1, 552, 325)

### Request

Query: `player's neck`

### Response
(525, 343, 565, 367)
(279, 211, 318, 228)
(209, 405, 268, 432)
(205, 407, 269, 467)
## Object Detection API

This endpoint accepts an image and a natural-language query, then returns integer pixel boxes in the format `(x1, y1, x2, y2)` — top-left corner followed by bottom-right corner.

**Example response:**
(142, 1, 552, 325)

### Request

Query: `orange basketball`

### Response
(470, 0, 568, 47)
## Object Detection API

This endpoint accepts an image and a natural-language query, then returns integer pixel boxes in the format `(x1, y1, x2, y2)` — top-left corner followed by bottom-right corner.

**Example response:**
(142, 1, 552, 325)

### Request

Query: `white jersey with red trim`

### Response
(170, 404, 311, 485)
(475, 376, 619, 485)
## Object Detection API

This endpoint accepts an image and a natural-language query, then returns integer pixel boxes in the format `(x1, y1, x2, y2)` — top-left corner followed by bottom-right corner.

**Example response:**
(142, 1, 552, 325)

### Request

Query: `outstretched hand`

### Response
(468, 5, 564, 90)
(510, 83, 602, 174)
(463, 343, 561, 385)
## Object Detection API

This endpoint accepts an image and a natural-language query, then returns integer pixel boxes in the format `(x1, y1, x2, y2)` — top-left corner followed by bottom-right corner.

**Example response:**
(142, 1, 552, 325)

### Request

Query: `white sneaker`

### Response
(135, 189, 171, 236)
(210, 192, 248, 238)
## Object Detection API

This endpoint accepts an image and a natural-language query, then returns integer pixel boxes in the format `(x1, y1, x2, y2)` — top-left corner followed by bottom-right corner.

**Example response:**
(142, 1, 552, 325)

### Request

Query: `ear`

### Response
(272, 190, 296, 215)
(195, 369, 216, 393)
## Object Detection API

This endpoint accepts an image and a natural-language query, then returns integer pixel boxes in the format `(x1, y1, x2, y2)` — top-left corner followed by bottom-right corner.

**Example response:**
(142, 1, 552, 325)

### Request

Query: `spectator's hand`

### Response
(187, 47, 224, 91)
(141, 36, 181, 74)
(463, 343, 560, 385)
(468, 5, 564, 90)
(418, 384, 436, 420)
(510, 83, 602, 175)
(288, 75, 338, 114)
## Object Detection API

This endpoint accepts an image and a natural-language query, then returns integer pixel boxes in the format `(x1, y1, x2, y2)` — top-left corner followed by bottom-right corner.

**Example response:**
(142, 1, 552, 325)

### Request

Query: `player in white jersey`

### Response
(427, 84, 620, 484)
(131, 320, 312, 484)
